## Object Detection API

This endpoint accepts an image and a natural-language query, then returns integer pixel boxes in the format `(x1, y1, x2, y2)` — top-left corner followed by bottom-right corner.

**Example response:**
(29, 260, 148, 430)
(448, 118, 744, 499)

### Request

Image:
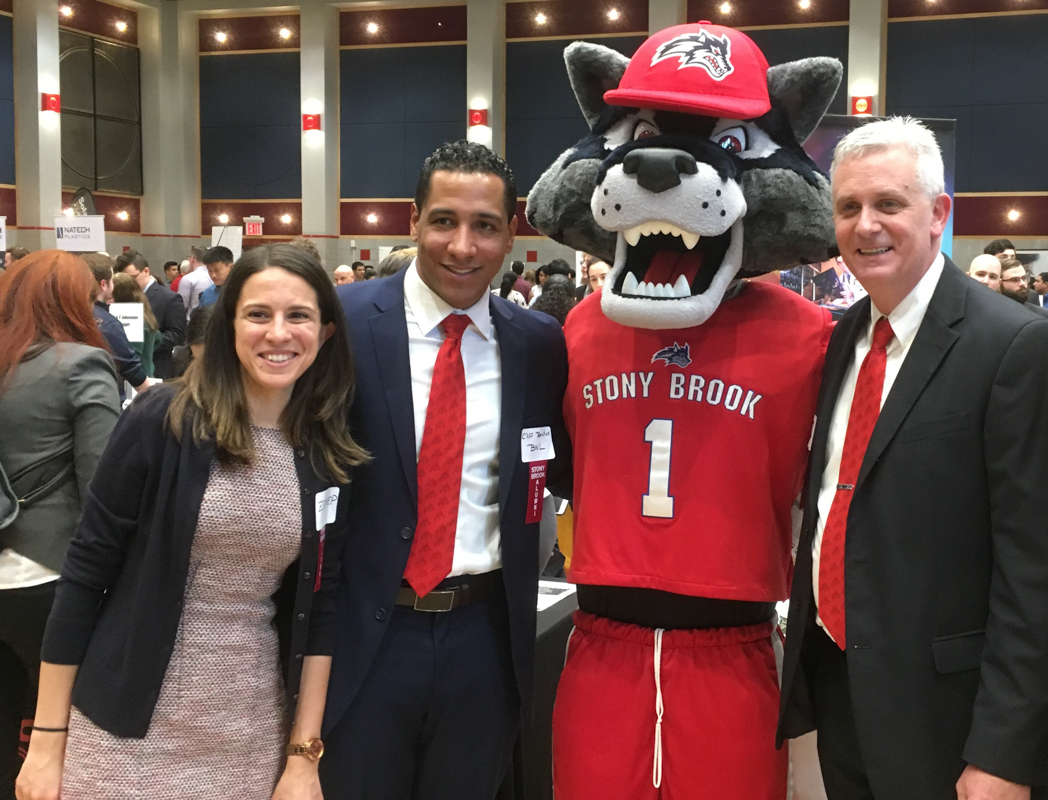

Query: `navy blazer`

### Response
(144, 280, 186, 379)
(325, 269, 571, 733)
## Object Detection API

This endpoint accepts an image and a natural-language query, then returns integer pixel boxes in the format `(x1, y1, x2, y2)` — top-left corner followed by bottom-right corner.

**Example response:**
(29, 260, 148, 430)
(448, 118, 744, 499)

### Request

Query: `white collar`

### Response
(403, 259, 493, 341)
(143, 276, 156, 291)
(869, 251, 944, 352)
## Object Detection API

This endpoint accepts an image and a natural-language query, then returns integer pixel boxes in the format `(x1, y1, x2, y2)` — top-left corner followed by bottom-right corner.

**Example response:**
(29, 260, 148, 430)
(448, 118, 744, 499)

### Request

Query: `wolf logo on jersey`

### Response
(651, 342, 692, 368)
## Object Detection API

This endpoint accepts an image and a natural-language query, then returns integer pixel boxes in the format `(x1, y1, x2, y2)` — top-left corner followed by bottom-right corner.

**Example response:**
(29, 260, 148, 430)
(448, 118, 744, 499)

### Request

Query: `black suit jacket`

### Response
(145, 280, 186, 379)
(324, 269, 571, 734)
(778, 259, 1048, 795)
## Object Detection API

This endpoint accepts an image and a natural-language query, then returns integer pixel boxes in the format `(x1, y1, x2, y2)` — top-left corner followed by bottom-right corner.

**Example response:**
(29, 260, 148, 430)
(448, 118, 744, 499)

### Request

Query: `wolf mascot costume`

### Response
(526, 23, 842, 800)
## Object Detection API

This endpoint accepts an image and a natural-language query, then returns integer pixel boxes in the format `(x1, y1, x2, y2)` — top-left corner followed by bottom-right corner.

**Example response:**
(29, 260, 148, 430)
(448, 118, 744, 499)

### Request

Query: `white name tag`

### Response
(521, 426, 555, 463)
(315, 487, 340, 531)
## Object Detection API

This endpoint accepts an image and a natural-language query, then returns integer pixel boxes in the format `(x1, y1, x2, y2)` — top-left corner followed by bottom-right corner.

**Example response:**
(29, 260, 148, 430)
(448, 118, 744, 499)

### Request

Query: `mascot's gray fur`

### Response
(526, 43, 842, 330)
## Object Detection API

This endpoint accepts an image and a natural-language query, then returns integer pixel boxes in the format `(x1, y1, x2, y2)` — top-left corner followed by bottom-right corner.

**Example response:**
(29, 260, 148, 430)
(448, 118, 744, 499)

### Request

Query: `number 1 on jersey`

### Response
(642, 419, 674, 518)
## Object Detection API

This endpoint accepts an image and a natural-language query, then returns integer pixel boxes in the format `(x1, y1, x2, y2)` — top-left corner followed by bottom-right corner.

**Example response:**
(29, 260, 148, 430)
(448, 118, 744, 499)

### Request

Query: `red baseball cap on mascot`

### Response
(604, 22, 771, 119)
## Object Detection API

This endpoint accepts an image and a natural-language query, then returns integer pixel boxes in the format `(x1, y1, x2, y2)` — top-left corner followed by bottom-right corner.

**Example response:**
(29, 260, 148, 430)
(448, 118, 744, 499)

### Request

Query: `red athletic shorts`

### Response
(553, 611, 787, 800)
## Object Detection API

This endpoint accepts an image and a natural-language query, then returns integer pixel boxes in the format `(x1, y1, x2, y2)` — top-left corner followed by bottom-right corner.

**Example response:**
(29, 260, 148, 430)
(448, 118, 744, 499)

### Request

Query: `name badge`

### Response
(521, 426, 555, 463)
(315, 487, 340, 531)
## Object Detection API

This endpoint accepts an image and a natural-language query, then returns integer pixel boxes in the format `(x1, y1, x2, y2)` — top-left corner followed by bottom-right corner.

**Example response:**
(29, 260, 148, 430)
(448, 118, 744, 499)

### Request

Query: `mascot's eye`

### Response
(633, 121, 660, 141)
(713, 126, 748, 154)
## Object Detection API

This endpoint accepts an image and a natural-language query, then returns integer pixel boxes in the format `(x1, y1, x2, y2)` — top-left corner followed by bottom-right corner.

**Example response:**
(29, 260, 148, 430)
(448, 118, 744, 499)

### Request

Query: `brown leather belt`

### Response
(395, 570, 502, 613)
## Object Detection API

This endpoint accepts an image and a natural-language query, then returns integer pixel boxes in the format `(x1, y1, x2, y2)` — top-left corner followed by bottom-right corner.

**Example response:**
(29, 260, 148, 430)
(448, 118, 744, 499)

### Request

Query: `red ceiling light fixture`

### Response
(41, 93, 61, 112)
(468, 108, 488, 127)
(302, 113, 322, 131)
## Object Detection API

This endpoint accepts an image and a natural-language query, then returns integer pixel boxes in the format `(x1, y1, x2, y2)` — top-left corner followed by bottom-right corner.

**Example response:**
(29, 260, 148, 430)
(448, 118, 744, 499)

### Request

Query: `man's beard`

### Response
(1000, 286, 1027, 304)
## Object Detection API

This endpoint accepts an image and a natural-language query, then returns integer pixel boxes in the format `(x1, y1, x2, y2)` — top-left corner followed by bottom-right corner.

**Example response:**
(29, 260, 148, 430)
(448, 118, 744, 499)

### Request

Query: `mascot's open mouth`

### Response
(614, 223, 732, 298)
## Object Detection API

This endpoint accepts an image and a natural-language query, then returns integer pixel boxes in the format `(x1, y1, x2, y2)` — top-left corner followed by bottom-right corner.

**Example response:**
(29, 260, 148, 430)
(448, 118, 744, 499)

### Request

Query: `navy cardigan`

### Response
(40, 385, 350, 738)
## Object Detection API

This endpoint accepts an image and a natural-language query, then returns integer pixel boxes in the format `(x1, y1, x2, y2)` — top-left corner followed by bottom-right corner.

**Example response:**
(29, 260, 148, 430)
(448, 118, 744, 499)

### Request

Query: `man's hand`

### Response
(956, 765, 1030, 800)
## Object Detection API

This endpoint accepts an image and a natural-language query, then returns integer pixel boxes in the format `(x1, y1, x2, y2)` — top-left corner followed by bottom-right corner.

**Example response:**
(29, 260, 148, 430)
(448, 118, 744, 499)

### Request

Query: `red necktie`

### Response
(404, 314, 471, 597)
(818, 317, 895, 649)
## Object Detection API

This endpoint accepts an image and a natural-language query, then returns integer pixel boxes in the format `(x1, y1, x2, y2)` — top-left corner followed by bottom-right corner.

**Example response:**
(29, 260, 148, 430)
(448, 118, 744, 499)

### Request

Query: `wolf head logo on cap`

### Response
(650, 29, 734, 80)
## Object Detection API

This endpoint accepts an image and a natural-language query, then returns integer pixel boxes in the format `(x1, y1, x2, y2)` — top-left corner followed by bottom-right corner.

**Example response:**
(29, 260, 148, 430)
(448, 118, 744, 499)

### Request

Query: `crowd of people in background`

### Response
(965, 237, 1048, 317)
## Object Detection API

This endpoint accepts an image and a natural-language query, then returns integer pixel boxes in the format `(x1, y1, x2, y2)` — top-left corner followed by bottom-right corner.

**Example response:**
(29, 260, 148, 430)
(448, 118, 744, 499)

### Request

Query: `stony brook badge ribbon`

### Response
(522, 427, 555, 523)
(314, 487, 339, 593)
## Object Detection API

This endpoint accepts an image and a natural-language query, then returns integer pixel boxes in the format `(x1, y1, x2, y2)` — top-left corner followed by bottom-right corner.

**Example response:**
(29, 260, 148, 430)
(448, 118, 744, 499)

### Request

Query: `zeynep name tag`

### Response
(521, 427, 553, 524)
(315, 487, 340, 531)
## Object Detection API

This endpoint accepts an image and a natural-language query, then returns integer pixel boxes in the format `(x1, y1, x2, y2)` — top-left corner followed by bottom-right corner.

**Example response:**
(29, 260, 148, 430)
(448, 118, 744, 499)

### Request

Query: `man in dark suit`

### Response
(322, 141, 570, 800)
(777, 118, 1048, 800)
(114, 249, 186, 378)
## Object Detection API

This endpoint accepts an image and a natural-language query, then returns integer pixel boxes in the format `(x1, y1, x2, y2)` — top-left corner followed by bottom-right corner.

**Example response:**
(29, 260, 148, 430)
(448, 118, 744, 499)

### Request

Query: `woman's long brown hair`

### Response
(0, 250, 110, 387)
(167, 244, 368, 482)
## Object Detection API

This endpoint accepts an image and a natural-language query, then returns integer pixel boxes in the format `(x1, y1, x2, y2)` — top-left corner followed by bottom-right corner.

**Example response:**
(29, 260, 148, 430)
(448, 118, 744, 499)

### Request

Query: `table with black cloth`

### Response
(497, 582, 579, 800)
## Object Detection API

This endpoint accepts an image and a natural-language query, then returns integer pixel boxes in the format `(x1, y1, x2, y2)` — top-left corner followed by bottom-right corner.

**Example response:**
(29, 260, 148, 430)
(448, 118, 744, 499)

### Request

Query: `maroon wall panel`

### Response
(200, 201, 303, 238)
(62, 191, 140, 234)
(340, 6, 467, 47)
(889, 0, 1048, 18)
(60, 0, 138, 46)
(0, 187, 15, 227)
(340, 201, 413, 237)
(506, 0, 648, 39)
(953, 195, 1048, 238)
(199, 15, 301, 53)
(686, 0, 848, 27)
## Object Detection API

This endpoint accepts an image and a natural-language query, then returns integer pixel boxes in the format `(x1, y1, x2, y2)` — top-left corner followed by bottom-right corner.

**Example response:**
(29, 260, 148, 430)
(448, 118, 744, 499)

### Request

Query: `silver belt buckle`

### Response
(415, 589, 457, 612)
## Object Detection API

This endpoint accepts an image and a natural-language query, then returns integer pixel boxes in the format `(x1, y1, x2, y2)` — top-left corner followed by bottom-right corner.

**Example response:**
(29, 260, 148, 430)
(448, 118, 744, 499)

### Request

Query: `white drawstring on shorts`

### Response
(652, 627, 665, 789)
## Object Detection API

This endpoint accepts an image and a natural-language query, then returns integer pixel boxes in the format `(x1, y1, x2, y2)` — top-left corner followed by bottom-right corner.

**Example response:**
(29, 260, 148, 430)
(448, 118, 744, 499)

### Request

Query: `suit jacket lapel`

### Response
(805, 301, 869, 516)
(367, 270, 418, 504)
(490, 299, 527, 521)
(856, 259, 966, 489)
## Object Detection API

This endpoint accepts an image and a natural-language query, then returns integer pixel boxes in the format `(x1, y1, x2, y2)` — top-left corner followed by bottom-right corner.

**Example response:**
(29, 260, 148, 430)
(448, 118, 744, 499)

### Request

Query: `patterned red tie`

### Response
(818, 317, 895, 649)
(404, 314, 471, 597)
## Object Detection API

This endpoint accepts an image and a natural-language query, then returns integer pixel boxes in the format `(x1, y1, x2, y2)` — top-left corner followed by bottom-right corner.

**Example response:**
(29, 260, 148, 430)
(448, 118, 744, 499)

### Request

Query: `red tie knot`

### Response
(442, 314, 471, 341)
(871, 317, 895, 352)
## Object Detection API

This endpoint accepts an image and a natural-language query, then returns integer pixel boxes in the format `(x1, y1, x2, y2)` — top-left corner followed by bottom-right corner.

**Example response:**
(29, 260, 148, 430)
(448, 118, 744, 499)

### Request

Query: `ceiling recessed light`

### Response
(114, 20, 127, 32)
(215, 31, 227, 43)
(218, 213, 230, 224)
(366, 213, 379, 224)
(116, 210, 129, 221)
(59, 5, 73, 17)
(799, 0, 811, 8)
(607, 8, 620, 20)
(1007, 209, 1021, 222)
(280, 213, 292, 224)
(279, 27, 292, 40)
(719, 2, 732, 13)
(535, 12, 548, 24)
(366, 22, 379, 34)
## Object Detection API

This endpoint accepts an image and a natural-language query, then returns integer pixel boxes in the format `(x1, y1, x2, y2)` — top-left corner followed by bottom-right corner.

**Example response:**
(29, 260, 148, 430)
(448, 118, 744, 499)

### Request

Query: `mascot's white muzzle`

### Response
(591, 147, 747, 330)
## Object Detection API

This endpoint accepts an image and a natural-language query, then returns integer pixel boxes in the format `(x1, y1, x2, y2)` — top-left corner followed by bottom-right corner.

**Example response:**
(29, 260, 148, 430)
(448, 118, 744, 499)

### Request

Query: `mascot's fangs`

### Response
(527, 22, 842, 800)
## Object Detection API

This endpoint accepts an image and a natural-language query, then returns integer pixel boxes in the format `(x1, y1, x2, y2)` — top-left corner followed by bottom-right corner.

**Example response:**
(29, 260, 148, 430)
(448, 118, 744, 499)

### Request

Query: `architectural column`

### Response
(300, 0, 340, 241)
(848, 0, 888, 114)
(466, 0, 505, 155)
(649, 0, 687, 34)
(13, 0, 62, 248)
(139, 1, 200, 237)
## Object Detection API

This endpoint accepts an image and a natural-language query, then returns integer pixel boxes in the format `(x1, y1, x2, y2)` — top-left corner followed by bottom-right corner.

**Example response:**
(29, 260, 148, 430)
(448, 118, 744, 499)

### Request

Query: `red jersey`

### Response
(563, 283, 832, 602)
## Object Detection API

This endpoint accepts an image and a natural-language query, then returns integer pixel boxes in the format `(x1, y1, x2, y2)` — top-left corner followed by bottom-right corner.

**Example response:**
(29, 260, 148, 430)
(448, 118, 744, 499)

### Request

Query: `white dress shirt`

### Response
(404, 261, 503, 578)
(812, 252, 945, 641)
(177, 265, 213, 320)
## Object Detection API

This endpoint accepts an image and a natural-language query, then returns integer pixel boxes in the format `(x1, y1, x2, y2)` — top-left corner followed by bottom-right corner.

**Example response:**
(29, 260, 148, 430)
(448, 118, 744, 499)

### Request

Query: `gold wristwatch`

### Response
(286, 738, 324, 762)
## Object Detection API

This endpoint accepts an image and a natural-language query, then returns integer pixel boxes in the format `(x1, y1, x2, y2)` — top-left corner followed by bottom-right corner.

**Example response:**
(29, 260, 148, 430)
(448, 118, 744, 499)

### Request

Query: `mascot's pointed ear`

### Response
(565, 42, 631, 131)
(767, 57, 843, 144)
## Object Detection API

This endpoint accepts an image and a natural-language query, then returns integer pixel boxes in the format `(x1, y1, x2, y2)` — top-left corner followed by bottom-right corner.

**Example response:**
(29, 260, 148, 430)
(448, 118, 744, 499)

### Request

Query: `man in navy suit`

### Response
(322, 141, 571, 800)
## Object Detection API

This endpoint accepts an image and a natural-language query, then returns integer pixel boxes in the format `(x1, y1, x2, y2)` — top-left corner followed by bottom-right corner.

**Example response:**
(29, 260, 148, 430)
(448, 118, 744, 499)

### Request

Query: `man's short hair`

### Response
(1038, 272, 1048, 283)
(189, 246, 208, 261)
(290, 236, 322, 265)
(415, 140, 517, 221)
(114, 249, 149, 273)
(351, 261, 364, 268)
(546, 259, 572, 278)
(163, 260, 179, 271)
(831, 116, 944, 199)
(377, 247, 417, 278)
(82, 252, 114, 284)
(204, 245, 234, 265)
(984, 238, 1016, 256)
(6, 246, 28, 261)
(511, 260, 524, 275)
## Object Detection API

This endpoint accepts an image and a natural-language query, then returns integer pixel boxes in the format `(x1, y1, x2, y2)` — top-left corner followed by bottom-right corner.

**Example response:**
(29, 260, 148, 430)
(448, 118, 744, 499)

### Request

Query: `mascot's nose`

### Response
(623, 148, 698, 194)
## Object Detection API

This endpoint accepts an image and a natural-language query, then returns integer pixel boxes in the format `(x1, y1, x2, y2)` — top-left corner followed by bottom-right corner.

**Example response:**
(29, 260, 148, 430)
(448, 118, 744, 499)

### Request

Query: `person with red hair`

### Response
(0, 251, 121, 797)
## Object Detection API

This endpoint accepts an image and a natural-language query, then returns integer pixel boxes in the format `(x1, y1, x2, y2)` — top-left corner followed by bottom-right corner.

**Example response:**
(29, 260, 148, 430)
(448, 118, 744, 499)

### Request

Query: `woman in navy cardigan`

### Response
(17, 245, 368, 800)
